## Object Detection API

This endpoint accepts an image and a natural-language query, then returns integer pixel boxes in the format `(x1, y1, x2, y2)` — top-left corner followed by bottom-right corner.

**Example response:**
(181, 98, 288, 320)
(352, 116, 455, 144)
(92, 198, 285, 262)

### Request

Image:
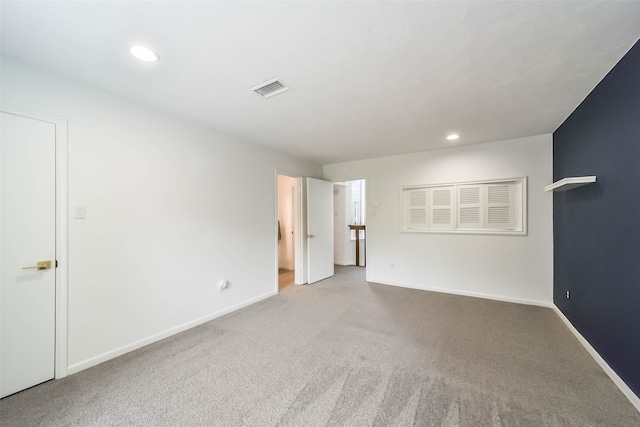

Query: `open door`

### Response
(307, 178, 334, 283)
(1, 112, 56, 397)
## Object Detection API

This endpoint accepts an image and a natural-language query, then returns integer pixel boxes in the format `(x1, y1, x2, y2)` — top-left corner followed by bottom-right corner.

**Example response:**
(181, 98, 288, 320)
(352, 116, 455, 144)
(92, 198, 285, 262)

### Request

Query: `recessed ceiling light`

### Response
(130, 46, 159, 62)
(446, 134, 460, 141)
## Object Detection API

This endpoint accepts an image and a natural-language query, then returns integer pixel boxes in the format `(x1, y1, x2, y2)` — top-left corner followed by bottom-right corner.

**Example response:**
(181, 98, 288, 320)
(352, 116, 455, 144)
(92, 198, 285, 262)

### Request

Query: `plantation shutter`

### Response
(429, 186, 454, 229)
(400, 177, 525, 234)
(405, 188, 428, 229)
(457, 185, 483, 229)
(485, 183, 515, 229)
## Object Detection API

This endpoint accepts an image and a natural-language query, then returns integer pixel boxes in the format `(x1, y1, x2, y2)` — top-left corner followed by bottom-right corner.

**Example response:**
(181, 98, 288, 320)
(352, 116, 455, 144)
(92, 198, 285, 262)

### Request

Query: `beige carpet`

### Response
(1, 266, 638, 426)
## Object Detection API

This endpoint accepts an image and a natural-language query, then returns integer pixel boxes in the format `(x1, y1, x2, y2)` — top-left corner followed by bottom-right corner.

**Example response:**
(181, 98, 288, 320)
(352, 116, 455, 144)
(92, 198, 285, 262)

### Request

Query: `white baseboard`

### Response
(552, 306, 640, 412)
(370, 278, 553, 308)
(67, 290, 277, 375)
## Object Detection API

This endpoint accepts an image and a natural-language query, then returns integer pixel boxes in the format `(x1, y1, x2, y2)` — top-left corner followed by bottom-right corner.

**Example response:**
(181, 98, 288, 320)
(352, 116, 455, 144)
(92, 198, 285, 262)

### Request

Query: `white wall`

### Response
(1, 58, 322, 372)
(323, 135, 553, 305)
(277, 175, 296, 270)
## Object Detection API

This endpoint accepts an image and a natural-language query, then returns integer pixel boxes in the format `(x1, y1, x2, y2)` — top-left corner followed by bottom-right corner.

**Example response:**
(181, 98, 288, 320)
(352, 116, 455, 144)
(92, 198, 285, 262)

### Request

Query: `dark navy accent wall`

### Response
(553, 40, 640, 397)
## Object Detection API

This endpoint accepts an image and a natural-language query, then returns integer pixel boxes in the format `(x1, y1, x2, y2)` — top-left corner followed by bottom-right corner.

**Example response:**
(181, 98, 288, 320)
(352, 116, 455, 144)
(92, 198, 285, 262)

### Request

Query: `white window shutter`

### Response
(400, 177, 525, 235)
(457, 185, 483, 229)
(405, 188, 428, 229)
(429, 186, 454, 229)
(485, 183, 515, 229)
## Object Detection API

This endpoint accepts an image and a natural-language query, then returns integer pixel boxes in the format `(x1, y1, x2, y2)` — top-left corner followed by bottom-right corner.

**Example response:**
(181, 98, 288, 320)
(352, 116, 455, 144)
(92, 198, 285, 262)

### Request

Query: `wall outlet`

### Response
(219, 280, 228, 292)
(566, 291, 570, 299)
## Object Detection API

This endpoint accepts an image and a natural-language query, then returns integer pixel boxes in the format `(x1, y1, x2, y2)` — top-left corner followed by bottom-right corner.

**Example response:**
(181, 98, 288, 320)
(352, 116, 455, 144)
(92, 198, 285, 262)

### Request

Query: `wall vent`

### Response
(251, 78, 289, 98)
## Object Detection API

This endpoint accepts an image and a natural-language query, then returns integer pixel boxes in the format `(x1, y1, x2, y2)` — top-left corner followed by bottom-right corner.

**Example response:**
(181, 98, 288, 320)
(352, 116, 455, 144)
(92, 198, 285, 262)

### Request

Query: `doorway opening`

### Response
(333, 179, 366, 268)
(276, 173, 302, 291)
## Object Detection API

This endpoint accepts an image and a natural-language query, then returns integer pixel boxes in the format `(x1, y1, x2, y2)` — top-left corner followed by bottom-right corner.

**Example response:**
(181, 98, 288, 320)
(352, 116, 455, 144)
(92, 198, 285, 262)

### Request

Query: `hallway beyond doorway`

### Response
(278, 269, 294, 292)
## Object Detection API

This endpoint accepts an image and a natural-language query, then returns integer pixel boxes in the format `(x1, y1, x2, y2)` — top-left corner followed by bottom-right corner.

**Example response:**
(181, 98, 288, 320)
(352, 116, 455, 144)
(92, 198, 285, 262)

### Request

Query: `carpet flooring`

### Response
(1, 266, 638, 426)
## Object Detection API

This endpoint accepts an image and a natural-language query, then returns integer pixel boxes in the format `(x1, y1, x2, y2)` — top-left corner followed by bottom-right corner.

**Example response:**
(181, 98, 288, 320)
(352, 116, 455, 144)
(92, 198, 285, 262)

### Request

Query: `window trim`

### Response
(400, 177, 527, 235)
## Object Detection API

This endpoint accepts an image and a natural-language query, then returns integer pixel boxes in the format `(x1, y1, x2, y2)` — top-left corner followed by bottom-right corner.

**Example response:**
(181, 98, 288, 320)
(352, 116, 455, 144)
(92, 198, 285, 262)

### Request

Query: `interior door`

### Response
(307, 177, 334, 283)
(1, 112, 56, 398)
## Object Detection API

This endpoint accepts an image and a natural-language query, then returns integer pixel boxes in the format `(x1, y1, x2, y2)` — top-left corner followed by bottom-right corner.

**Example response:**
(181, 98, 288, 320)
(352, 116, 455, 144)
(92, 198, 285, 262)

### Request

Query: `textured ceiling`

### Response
(1, 1, 639, 165)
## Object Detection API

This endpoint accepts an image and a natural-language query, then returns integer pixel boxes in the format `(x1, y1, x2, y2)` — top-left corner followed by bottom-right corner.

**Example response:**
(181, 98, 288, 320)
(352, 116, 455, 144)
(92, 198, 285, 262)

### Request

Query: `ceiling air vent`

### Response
(251, 78, 290, 98)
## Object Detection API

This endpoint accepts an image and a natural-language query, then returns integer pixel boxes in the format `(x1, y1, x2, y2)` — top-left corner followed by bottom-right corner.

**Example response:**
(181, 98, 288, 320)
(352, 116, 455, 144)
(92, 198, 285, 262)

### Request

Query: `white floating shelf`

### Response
(544, 176, 596, 192)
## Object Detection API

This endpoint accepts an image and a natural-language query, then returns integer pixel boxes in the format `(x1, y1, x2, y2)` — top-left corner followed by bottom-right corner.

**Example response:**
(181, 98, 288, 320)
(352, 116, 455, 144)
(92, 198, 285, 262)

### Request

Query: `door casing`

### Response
(275, 170, 304, 288)
(1, 105, 69, 380)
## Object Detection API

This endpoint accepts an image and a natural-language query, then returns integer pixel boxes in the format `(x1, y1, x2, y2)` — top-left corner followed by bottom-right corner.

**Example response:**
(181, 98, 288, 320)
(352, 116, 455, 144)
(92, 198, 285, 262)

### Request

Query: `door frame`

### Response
(2, 105, 69, 379)
(275, 170, 304, 289)
(331, 176, 369, 273)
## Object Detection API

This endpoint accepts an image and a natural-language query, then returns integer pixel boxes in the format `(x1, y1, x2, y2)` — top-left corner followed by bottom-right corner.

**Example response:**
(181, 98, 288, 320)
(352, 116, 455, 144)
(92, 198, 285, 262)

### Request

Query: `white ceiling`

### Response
(2, 1, 639, 165)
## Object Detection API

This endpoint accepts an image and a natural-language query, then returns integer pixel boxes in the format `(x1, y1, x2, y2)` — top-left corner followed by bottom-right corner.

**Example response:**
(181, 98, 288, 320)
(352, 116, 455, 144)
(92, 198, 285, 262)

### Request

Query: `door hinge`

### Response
(55, 260, 58, 268)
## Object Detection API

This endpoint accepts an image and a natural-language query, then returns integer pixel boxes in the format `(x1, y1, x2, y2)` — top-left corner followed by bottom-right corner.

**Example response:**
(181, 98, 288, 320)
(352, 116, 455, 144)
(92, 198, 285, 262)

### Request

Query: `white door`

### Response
(1, 112, 56, 398)
(307, 178, 334, 283)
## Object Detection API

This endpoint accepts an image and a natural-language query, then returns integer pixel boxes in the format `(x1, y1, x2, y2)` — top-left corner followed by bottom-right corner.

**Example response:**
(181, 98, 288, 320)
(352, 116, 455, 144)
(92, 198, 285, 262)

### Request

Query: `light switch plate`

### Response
(75, 206, 86, 219)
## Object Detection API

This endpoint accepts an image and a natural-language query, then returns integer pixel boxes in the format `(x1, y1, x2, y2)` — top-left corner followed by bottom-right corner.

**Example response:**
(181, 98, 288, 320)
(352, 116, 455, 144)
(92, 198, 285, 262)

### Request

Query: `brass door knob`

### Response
(22, 260, 51, 270)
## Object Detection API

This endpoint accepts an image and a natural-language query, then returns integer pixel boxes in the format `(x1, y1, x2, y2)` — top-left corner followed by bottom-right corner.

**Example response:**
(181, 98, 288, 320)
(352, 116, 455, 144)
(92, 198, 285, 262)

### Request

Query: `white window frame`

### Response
(400, 177, 527, 235)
